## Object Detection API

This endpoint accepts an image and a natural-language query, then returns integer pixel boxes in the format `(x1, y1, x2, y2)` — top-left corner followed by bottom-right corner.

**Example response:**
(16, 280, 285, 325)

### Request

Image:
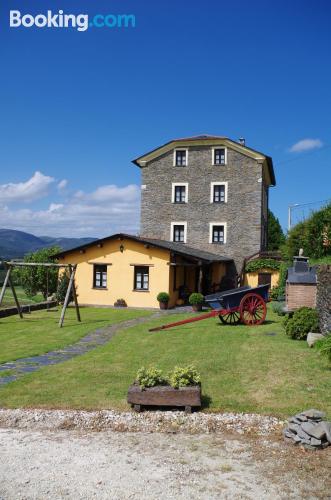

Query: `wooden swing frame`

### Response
(0, 261, 81, 328)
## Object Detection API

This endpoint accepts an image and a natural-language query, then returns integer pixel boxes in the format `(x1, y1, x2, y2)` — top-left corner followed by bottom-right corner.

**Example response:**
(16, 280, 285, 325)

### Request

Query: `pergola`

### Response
(0, 261, 81, 328)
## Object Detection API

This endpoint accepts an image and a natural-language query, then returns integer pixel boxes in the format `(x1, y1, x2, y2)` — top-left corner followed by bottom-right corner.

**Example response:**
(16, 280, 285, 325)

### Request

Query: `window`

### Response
(210, 182, 228, 203)
(134, 266, 149, 290)
(174, 225, 185, 242)
(175, 186, 186, 203)
(174, 149, 187, 166)
(213, 185, 225, 203)
(213, 148, 226, 165)
(209, 223, 227, 244)
(171, 222, 187, 243)
(172, 183, 188, 203)
(212, 225, 225, 243)
(93, 265, 107, 288)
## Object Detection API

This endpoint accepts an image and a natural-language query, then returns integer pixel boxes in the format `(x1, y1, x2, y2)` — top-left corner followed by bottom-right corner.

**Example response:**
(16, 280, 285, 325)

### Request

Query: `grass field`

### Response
(0, 307, 152, 364)
(0, 286, 44, 309)
(0, 307, 330, 418)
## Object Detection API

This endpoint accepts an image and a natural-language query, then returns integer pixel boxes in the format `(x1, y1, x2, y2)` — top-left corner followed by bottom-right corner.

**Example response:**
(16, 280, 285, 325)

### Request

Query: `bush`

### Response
(277, 261, 290, 300)
(245, 258, 281, 273)
(169, 365, 200, 389)
(269, 286, 280, 301)
(188, 292, 204, 305)
(284, 307, 319, 340)
(315, 334, 331, 363)
(136, 366, 168, 389)
(114, 298, 127, 307)
(271, 301, 286, 316)
(157, 292, 170, 303)
(56, 271, 72, 304)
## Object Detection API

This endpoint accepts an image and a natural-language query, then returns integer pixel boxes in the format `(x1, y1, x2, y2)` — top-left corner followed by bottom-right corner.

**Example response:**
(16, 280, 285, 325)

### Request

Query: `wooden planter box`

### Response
(127, 384, 201, 413)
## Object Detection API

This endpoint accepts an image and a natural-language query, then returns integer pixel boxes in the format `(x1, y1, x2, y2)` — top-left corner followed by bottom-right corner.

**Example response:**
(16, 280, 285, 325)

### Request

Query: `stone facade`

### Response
(317, 265, 331, 334)
(140, 145, 268, 273)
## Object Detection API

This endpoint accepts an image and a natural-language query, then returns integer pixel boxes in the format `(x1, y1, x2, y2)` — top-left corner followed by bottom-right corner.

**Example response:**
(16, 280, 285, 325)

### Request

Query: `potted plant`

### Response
(157, 292, 170, 310)
(127, 365, 201, 413)
(189, 292, 204, 312)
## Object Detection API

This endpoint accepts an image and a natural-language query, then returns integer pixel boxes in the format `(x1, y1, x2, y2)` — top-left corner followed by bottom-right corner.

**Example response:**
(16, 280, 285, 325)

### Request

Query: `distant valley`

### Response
(0, 229, 96, 259)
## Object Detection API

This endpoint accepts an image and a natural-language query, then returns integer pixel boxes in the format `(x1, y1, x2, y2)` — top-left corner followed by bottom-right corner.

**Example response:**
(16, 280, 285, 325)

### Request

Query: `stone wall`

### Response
(317, 265, 331, 334)
(140, 145, 267, 273)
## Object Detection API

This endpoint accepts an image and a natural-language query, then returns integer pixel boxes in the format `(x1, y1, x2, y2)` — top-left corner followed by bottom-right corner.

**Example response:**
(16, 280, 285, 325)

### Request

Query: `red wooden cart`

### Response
(149, 285, 269, 332)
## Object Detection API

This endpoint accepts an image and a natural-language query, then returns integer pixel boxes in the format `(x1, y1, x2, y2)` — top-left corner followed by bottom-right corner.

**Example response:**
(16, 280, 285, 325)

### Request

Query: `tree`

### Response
(285, 203, 331, 259)
(15, 246, 61, 300)
(267, 209, 285, 250)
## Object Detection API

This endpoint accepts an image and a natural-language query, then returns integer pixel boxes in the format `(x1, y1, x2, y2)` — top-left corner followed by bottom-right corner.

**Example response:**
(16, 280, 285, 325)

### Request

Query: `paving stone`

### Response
(310, 437, 322, 446)
(301, 409, 326, 420)
(301, 422, 327, 440)
(296, 428, 312, 441)
(320, 421, 331, 443)
(288, 423, 300, 433)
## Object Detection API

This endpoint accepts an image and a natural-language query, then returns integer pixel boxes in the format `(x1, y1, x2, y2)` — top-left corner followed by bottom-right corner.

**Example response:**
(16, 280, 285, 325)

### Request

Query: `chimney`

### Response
(238, 137, 245, 146)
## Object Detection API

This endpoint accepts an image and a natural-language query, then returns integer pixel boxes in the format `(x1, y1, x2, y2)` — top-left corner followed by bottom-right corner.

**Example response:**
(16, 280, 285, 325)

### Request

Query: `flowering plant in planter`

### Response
(157, 292, 170, 310)
(128, 365, 202, 413)
(189, 292, 204, 311)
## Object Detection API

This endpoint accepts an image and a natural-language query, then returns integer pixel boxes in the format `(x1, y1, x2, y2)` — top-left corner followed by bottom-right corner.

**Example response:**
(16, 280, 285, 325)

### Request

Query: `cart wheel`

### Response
(219, 311, 241, 325)
(185, 406, 192, 414)
(239, 293, 267, 326)
(133, 404, 141, 412)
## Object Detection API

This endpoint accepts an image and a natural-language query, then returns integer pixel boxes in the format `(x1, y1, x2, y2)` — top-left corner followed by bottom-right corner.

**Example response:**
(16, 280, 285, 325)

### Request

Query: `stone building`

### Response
(134, 135, 275, 274)
(55, 135, 276, 307)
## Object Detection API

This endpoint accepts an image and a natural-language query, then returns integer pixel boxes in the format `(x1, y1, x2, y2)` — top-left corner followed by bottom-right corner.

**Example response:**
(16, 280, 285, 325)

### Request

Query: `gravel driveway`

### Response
(1, 426, 330, 499)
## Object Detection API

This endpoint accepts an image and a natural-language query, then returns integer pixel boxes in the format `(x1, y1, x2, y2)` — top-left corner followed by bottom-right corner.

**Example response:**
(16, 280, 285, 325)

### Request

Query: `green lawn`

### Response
(0, 307, 330, 418)
(0, 286, 44, 309)
(0, 307, 152, 364)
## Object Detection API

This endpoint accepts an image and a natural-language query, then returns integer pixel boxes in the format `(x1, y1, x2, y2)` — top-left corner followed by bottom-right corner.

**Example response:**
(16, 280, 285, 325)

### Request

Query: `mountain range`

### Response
(0, 229, 96, 259)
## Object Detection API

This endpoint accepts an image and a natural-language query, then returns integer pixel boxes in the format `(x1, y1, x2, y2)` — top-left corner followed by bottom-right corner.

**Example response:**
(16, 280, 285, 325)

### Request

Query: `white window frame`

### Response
(170, 221, 187, 243)
(172, 182, 188, 203)
(209, 222, 227, 244)
(210, 182, 228, 203)
(173, 148, 188, 167)
(212, 147, 227, 166)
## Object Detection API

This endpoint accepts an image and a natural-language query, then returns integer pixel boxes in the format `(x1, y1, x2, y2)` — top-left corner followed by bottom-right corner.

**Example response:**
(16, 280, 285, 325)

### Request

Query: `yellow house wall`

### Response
(59, 238, 171, 308)
(244, 269, 279, 288)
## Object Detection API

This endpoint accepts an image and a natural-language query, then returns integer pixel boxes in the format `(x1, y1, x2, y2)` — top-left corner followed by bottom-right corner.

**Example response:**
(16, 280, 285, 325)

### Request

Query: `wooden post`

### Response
(0, 265, 11, 306)
(198, 265, 203, 294)
(6, 265, 23, 319)
(59, 265, 76, 328)
(71, 265, 81, 323)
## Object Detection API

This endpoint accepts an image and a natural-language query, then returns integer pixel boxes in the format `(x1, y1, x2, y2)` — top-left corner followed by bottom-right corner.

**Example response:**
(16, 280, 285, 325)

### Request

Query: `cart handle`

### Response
(149, 309, 221, 332)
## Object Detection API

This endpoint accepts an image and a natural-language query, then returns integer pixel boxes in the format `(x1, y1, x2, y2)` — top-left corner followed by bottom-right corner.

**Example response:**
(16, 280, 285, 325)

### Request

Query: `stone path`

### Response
(0, 312, 162, 387)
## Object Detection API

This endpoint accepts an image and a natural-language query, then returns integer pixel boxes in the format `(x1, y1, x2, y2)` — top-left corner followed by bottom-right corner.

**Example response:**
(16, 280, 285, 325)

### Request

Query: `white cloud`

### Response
(0, 171, 54, 203)
(289, 138, 323, 153)
(0, 182, 141, 237)
(57, 179, 68, 191)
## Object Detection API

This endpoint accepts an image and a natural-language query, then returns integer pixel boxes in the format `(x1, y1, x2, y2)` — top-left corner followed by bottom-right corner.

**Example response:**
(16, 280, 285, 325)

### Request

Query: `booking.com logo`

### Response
(9, 10, 136, 32)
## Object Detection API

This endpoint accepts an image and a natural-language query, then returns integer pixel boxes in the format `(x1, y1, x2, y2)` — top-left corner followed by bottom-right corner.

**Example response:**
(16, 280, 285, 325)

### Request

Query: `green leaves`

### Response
(284, 307, 319, 340)
(245, 258, 281, 272)
(136, 365, 201, 389)
(188, 293, 204, 305)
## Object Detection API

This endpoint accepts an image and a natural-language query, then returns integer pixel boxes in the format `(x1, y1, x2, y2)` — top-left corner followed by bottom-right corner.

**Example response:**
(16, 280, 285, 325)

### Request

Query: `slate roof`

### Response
(132, 135, 276, 186)
(287, 259, 317, 285)
(53, 233, 232, 264)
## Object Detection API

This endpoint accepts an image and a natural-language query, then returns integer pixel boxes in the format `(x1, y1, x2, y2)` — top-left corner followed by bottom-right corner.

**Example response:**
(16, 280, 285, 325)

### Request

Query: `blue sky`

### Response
(0, 0, 330, 237)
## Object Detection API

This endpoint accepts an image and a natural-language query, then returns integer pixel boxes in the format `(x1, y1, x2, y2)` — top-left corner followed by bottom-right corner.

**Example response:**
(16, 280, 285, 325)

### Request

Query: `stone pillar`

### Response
(316, 265, 331, 334)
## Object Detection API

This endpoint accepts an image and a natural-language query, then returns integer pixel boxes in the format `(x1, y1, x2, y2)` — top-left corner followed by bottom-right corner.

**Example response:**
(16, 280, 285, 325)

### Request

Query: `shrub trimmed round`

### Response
(157, 292, 170, 304)
(189, 293, 204, 305)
